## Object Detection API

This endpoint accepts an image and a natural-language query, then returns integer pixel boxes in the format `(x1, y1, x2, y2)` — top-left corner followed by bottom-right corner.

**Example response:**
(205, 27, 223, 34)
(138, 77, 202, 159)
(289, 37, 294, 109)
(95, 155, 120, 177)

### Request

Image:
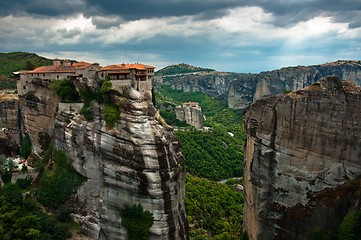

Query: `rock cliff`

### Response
(18, 78, 59, 154)
(243, 76, 361, 239)
(54, 89, 188, 240)
(162, 60, 361, 109)
(175, 102, 203, 129)
(0, 94, 22, 155)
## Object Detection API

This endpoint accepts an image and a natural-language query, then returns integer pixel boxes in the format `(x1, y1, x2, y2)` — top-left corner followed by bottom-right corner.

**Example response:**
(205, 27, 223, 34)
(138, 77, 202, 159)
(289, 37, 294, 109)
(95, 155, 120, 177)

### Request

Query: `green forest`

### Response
(0, 148, 82, 240)
(156, 63, 215, 76)
(154, 84, 247, 239)
(186, 175, 245, 240)
(155, 85, 245, 180)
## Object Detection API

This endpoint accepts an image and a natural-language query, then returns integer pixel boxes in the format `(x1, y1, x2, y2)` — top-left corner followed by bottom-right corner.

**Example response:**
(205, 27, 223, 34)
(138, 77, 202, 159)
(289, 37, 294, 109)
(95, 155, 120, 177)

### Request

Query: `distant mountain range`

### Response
(158, 60, 361, 109)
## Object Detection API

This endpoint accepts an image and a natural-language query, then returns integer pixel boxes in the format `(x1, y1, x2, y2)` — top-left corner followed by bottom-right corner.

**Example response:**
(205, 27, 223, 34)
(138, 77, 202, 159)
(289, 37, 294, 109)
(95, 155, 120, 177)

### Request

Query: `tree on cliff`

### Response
(50, 79, 80, 103)
(0, 155, 15, 184)
(101, 74, 112, 104)
(101, 74, 120, 127)
(20, 133, 32, 159)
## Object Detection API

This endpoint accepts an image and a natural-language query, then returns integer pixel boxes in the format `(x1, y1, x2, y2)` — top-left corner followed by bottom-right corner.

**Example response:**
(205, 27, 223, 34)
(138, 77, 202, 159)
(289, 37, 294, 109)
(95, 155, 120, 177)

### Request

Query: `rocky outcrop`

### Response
(175, 102, 203, 129)
(18, 79, 59, 154)
(243, 76, 361, 239)
(162, 61, 361, 109)
(54, 89, 188, 240)
(0, 94, 22, 155)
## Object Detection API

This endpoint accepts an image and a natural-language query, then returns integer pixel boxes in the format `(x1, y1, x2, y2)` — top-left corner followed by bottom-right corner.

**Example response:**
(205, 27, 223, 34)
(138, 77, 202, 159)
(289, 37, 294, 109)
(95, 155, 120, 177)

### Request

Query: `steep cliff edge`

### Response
(243, 76, 361, 240)
(18, 78, 59, 154)
(54, 89, 188, 240)
(0, 94, 22, 155)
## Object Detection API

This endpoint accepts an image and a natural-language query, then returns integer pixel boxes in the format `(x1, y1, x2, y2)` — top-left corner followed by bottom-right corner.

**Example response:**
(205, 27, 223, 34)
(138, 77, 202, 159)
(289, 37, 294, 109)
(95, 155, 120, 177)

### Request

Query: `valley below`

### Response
(0, 53, 360, 240)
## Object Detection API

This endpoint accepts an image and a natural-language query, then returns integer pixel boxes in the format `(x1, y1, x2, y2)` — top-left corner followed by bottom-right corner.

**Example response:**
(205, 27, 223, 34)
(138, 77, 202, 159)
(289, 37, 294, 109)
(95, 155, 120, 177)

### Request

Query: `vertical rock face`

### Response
(243, 76, 361, 240)
(55, 91, 188, 240)
(18, 79, 59, 154)
(175, 102, 203, 129)
(0, 94, 22, 155)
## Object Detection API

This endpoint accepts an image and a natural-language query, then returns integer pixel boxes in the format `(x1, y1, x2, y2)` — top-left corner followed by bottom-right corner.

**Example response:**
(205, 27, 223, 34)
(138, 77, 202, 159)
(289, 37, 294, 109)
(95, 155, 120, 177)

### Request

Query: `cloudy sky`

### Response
(1, 0, 360, 73)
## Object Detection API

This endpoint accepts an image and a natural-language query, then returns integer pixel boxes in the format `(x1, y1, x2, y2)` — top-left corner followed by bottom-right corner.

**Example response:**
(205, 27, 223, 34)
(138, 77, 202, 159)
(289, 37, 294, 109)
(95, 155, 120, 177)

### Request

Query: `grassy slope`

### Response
(0, 52, 52, 89)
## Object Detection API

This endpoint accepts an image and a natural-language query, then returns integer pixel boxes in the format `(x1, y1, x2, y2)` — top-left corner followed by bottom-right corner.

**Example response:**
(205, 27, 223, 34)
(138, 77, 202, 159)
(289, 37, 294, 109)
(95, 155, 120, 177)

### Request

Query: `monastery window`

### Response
(23, 86, 26, 89)
(43, 73, 45, 77)
(57, 75, 59, 79)
(101, 73, 104, 78)
(37, 74, 39, 77)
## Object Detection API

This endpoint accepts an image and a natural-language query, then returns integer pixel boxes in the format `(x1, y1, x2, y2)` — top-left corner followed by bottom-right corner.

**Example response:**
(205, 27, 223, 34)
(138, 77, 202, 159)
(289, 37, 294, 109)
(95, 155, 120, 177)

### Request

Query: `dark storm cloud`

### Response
(0, 0, 92, 17)
(259, 0, 361, 26)
(56, 28, 82, 38)
(1, 0, 360, 28)
(84, 0, 247, 20)
(91, 16, 124, 29)
(0, 0, 247, 18)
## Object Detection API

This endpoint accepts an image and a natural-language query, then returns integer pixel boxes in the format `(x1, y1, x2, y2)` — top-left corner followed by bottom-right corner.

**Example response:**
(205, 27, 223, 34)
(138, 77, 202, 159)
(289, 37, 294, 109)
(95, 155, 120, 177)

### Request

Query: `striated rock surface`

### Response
(175, 102, 203, 129)
(162, 60, 361, 109)
(18, 79, 59, 154)
(54, 89, 188, 240)
(0, 94, 22, 155)
(243, 76, 361, 240)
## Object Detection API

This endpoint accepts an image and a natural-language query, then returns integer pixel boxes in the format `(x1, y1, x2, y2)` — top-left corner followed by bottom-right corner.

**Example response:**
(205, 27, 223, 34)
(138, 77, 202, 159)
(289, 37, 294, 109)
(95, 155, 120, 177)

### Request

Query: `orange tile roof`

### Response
(100, 63, 155, 71)
(72, 61, 92, 69)
(100, 64, 126, 71)
(28, 61, 97, 73)
(30, 65, 75, 73)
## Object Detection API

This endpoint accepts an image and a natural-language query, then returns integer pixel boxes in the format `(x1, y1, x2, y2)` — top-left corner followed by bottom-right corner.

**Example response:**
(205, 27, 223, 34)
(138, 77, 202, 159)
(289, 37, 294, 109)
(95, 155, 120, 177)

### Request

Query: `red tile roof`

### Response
(28, 61, 96, 73)
(30, 65, 75, 73)
(72, 61, 92, 69)
(100, 63, 155, 71)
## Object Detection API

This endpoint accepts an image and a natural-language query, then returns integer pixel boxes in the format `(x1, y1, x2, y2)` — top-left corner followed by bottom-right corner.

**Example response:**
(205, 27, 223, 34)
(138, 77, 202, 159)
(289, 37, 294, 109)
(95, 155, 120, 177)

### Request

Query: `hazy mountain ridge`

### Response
(156, 63, 215, 75)
(160, 60, 361, 109)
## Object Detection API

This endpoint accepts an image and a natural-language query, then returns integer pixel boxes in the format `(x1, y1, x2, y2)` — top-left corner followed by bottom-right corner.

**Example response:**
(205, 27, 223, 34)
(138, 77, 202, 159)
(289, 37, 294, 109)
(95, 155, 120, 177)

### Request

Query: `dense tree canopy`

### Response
(185, 175, 245, 240)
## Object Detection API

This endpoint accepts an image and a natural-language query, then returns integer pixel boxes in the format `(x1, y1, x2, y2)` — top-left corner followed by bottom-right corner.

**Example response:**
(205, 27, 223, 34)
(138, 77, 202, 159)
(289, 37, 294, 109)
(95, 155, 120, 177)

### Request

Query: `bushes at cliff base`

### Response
(120, 204, 154, 240)
(338, 211, 361, 240)
(36, 150, 84, 209)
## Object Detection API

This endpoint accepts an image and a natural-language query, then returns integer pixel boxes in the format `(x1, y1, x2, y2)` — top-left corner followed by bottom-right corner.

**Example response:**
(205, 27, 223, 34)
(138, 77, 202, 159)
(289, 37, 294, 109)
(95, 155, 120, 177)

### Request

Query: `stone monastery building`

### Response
(16, 59, 155, 96)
